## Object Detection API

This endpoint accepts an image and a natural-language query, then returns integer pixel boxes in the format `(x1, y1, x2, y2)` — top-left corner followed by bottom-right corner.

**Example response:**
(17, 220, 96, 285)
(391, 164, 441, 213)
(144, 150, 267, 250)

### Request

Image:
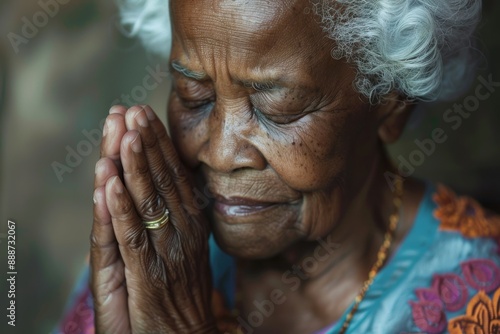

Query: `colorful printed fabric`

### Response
(55, 265, 94, 334)
(55, 182, 500, 334)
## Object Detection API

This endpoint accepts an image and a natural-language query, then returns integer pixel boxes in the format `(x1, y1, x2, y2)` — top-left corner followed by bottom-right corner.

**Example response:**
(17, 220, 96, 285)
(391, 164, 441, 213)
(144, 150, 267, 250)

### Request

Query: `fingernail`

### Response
(110, 105, 123, 114)
(135, 111, 149, 128)
(107, 118, 115, 132)
(93, 190, 98, 204)
(95, 159, 105, 174)
(145, 107, 156, 121)
(131, 134, 142, 153)
(103, 122, 108, 137)
(112, 176, 124, 194)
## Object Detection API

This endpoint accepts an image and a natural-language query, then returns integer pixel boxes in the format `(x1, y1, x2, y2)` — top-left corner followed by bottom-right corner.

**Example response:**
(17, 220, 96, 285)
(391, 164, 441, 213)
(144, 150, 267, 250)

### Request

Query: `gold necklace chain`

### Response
(338, 175, 404, 334)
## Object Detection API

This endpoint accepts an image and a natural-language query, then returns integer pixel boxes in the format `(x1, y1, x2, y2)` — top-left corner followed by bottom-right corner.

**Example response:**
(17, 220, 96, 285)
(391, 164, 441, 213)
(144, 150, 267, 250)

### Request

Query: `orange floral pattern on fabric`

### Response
(448, 289, 500, 334)
(433, 184, 500, 238)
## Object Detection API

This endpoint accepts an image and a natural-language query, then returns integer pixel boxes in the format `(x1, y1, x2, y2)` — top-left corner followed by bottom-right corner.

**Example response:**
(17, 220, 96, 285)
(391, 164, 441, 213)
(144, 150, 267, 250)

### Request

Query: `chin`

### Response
(210, 206, 303, 259)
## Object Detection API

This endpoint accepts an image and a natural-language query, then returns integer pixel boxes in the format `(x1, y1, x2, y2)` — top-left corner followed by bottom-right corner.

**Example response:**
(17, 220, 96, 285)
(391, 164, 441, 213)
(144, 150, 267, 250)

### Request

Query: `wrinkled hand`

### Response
(90, 105, 216, 334)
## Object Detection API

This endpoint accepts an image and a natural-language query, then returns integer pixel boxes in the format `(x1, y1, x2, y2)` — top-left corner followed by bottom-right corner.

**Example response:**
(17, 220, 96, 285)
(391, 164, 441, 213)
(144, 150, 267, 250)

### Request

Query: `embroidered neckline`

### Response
(433, 184, 500, 239)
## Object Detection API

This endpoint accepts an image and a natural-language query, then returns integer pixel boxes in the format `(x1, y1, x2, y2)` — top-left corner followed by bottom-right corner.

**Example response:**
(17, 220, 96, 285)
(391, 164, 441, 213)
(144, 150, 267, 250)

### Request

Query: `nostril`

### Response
(231, 166, 249, 174)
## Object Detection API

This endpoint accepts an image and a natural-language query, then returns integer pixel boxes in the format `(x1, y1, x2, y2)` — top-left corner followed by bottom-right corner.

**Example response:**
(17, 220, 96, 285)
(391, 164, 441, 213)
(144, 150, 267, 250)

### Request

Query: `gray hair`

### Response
(118, 0, 171, 58)
(118, 0, 482, 102)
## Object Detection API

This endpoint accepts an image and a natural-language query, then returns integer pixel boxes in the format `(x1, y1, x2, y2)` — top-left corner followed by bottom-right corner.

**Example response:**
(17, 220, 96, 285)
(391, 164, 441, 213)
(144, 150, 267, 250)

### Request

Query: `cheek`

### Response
(258, 112, 374, 238)
(260, 113, 352, 191)
(268, 145, 339, 191)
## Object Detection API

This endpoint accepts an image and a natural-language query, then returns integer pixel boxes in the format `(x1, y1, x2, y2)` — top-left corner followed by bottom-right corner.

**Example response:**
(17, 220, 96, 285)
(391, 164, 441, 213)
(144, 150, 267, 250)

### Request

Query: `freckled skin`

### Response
(169, 0, 380, 255)
(167, 0, 423, 330)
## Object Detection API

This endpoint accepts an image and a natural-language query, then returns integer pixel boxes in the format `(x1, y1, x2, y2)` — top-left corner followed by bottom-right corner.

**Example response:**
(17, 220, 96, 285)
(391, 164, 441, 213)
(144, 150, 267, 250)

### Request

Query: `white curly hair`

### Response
(118, 0, 482, 102)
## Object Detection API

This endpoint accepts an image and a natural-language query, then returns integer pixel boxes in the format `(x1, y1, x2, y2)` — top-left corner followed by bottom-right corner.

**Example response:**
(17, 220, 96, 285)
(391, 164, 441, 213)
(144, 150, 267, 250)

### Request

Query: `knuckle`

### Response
(142, 133, 159, 149)
(89, 231, 100, 249)
(172, 164, 188, 181)
(155, 173, 176, 194)
(124, 161, 150, 178)
(138, 195, 165, 220)
(89, 230, 117, 250)
(155, 126, 169, 142)
(124, 226, 149, 251)
(135, 160, 150, 173)
(159, 183, 178, 200)
(149, 159, 168, 175)
(147, 254, 168, 286)
(115, 198, 136, 219)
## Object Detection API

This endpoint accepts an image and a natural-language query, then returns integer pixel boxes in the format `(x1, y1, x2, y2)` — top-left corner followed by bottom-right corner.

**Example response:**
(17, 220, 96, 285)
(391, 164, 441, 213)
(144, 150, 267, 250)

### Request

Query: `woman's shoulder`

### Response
(383, 181, 500, 334)
(208, 180, 500, 334)
(416, 181, 500, 262)
(426, 183, 500, 333)
(397, 180, 500, 285)
(432, 182, 500, 240)
(400, 179, 500, 255)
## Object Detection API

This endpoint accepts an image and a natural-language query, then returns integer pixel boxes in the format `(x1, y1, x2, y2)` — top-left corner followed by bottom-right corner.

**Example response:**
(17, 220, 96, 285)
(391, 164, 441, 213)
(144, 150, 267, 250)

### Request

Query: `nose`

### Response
(197, 100, 267, 173)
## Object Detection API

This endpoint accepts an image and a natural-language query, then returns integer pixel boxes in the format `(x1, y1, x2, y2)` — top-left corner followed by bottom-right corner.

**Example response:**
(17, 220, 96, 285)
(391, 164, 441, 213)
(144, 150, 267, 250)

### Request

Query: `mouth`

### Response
(213, 195, 285, 217)
(199, 165, 303, 223)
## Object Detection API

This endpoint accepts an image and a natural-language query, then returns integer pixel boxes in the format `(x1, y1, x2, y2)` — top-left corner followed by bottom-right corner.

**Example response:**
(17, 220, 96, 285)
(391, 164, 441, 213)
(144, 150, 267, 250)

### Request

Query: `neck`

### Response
(276, 150, 399, 319)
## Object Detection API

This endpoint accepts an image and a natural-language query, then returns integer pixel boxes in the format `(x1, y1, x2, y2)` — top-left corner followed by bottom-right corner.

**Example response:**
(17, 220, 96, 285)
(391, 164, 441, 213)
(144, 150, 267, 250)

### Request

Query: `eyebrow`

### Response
(170, 60, 283, 91)
(170, 61, 207, 80)
(240, 80, 279, 92)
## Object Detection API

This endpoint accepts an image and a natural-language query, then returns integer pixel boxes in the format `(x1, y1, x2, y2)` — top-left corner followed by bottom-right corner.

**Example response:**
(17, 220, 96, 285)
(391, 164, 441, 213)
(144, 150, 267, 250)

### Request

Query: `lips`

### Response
(213, 195, 280, 217)
(200, 165, 302, 221)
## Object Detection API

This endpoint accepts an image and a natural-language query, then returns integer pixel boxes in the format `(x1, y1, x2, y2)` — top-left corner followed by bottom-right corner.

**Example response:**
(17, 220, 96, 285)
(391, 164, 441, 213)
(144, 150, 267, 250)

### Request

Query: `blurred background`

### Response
(0, 0, 499, 333)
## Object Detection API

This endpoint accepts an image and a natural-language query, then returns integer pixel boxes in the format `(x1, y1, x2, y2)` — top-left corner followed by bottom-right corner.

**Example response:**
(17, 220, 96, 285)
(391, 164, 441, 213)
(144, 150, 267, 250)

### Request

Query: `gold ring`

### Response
(143, 209, 170, 230)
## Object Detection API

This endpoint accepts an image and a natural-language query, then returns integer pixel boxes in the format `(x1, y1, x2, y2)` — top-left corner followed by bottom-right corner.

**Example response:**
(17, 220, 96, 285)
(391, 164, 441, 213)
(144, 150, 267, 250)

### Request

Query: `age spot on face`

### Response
(167, 0, 381, 257)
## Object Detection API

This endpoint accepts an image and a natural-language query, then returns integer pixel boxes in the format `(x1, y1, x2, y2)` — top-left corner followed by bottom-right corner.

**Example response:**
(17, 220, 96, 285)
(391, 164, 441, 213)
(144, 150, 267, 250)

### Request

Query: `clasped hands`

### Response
(90, 105, 217, 334)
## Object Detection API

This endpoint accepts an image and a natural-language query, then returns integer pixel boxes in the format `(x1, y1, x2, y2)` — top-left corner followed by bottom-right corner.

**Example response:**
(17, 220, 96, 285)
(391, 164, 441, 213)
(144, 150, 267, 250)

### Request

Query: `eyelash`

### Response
(249, 82, 275, 92)
(174, 84, 306, 125)
(252, 105, 304, 125)
(182, 99, 215, 114)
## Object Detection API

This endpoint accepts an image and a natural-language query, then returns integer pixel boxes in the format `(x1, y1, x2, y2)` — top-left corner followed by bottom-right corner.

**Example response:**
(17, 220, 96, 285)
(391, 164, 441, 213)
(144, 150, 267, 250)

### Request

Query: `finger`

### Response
(104, 175, 208, 331)
(124, 107, 184, 214)
(101, 113, 127, 172)
(91, 187, 113, 261)
(91, 158, 120, 283)
(121, 130, 167, 222)
(142, 105, 195, 204)
(91, 170, 131, 333)
(105, 175, 150, 256)
(109, 105, 127, 116)
(94, 156, 120, 189)
(104, 175, 167, 298)
(105, 175, 177, 330)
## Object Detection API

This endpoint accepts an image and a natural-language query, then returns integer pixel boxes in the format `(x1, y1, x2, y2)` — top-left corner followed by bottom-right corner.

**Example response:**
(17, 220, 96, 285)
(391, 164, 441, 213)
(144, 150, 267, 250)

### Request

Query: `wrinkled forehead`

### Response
(170, 0, 324, 60)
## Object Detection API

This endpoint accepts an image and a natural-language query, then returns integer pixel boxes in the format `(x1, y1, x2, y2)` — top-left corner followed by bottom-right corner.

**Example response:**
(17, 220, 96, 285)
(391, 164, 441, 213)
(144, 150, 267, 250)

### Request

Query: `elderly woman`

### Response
(57, 0, 500, 333)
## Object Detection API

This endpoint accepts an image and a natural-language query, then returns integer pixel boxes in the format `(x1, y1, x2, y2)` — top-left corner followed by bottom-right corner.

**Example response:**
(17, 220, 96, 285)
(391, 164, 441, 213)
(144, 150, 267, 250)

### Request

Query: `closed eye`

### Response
(179, 97, 215, 112)
(251, 82, 277, 92)
(252, 105, 307, 125)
